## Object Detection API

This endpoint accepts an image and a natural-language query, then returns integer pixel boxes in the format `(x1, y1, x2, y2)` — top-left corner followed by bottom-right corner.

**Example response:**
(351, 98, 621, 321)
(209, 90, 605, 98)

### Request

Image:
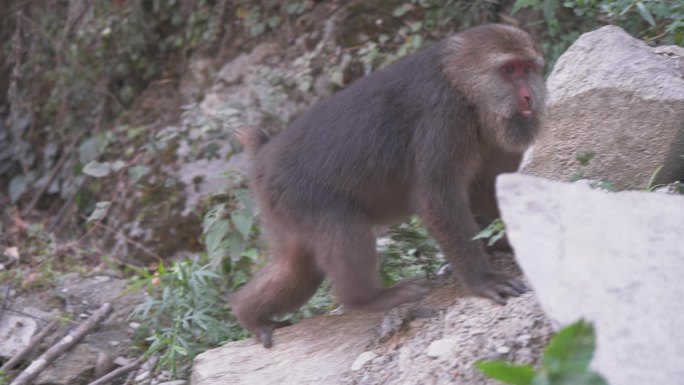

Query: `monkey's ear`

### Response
(235, 127, 270, 155)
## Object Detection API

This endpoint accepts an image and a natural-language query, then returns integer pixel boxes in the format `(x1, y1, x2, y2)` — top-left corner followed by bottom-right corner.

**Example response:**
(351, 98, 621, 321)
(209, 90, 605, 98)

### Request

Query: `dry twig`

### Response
(9, 303, 112, 385)
(1, 319, 59, 371)
(87, 356, 145, 385)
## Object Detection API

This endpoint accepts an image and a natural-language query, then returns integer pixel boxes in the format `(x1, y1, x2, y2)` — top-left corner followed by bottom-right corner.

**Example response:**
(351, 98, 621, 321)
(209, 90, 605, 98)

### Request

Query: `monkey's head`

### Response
(442, 24, 547, 151)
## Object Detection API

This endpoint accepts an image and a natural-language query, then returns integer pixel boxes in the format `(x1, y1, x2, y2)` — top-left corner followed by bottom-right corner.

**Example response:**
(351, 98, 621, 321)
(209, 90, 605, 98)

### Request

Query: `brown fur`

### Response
(231, 24, 546, 347)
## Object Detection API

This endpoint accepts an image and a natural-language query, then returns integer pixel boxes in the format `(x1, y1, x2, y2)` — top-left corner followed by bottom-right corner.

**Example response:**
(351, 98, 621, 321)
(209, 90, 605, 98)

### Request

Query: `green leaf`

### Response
(202, 203, 226, 233)
(635, 2, 656, 27)
(127, 165, 150, 184)
(393, 3, 412, 17)
(475, 361, 535, 385)
(205, 219, 230, 254)
(111, 160, 126, 172)
(473, 219, 505, 241)
(549, 371, 609, 385)
(78, 136, 99, 164)
(83, 161, 112, 178)
(512, 0, 542, 15)
(87, 201, 111, 222)
(542, 320, 596, 373)
(646, 165, 663, 191)
(173, 344, 189, 356)
(268, 15, 282, 29)
(9, 175, 28, 203)
(575, 151, 595, 166)
(228, 232, 247, 262)
(487, 230, 506, 246)
(330, 69, 344, 86)
(250, 22, 266, 37)
(232, 212, 253, 239)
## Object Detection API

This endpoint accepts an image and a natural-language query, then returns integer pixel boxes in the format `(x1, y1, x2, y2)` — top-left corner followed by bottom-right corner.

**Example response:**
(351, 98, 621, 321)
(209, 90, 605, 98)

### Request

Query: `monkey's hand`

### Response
(463, 272, 526, 305)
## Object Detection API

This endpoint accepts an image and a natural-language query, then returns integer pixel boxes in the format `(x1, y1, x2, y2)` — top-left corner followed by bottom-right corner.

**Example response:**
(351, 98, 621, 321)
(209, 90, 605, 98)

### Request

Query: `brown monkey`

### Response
(231, 24, 546, 348)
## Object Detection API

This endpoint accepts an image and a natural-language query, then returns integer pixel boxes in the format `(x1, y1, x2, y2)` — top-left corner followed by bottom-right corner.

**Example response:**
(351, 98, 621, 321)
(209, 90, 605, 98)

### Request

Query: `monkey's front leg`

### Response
(416, 186, 526, 305)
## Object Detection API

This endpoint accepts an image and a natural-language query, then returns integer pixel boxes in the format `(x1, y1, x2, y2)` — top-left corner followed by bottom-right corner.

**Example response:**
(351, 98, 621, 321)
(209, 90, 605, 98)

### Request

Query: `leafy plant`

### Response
(379, 217, 441, 286)
(130, 259, 247, 377)
(473, 218, 507, 247)
(477, 319, 608, 385)
(567, 151, 616, 191)
(513, 0, 684, 73)
(569, 151, 596, 182)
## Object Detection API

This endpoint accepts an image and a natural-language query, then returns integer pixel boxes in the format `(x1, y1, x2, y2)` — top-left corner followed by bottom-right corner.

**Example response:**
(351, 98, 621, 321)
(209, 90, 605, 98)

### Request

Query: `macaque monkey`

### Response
(231, 24, 546, 347)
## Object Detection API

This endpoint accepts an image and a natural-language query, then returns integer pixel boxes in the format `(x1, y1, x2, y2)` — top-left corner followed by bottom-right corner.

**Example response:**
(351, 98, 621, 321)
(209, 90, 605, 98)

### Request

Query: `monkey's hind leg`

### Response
(230, 245, 324, 348)
(316, 213, 429, 312)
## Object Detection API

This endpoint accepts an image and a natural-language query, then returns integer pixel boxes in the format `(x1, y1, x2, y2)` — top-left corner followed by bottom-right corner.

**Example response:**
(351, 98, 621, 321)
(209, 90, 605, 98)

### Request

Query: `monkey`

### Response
(230, 24, 546, 348)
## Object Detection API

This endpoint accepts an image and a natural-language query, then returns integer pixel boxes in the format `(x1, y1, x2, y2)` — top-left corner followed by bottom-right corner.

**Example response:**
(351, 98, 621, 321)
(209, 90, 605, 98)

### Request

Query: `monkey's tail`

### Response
(235, 127, 270, 155)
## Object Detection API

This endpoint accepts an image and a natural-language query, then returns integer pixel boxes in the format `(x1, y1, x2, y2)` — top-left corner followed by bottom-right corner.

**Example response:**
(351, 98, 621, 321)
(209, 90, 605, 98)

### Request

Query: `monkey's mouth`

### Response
(520, 109, 533, 118)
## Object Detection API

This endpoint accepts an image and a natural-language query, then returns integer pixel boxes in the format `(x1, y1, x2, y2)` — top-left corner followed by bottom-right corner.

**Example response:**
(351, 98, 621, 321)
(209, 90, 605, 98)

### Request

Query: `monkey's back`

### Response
(250, 40, 468, 222)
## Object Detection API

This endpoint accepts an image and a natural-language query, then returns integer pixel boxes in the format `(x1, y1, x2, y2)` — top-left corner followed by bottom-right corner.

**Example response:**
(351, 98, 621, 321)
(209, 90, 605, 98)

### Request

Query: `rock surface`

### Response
(0, 313, 38, 359)
(192, 260, 553, 385)
(35, 344, 96, 385)
(191, 310, 386, 384)
(496, 173, 684, 385)
(523, 26, 684, 188)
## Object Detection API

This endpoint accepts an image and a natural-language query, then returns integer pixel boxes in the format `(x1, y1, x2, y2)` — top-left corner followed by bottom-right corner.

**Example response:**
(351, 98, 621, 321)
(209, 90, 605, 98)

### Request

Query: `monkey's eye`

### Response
(523, 63, 532, 74)
(503, 63, 515, 74)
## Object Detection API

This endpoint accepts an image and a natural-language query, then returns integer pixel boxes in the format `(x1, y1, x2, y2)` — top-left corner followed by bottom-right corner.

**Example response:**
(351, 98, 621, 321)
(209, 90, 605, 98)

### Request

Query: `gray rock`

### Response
(191, 311, 386, 385)
(135, 370, 152, 382)
(497, 173, 684, 385)
(0, 313, 38, 359)
(426, 338, 458, 359)
(351, 351, 379, 371)
(157, 381, 188, 385)
(523, 26, 684, 189)
(35, 344, 96, 385)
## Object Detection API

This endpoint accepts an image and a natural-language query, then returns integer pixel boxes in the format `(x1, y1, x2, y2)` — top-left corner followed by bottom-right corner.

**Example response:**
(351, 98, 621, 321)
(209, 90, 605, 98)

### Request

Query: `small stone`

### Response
(496, 346, 510, 354)
(157, 381, 187, 385)
(409, 319, 426, 328)
(94, 352, 115, 378)
(372, 355, 388, 365)
(398, 346, 412, 372)
(113, 356, 133, 366)
(426, 338, 458, 359)
(328, 305, 346, 315)
(135, 370, 151, 382)
(128, 322, 141, 330)
(351, 351, 378, 371)
(516, 334, 531, 345)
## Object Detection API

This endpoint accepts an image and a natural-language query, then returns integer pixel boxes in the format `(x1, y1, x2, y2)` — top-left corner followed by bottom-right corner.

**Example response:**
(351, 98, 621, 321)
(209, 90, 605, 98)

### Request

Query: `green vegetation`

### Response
(477, 320, 608, 385)
(473, 218, 508, 247)
(130, 259, 244, 377)
(513, 0, 684, 71)
(2, 0, 683, 379)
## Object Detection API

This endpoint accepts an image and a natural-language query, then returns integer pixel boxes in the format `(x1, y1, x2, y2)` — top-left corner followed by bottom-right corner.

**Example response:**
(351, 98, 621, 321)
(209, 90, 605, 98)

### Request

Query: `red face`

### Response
(500, 60, 536, 118)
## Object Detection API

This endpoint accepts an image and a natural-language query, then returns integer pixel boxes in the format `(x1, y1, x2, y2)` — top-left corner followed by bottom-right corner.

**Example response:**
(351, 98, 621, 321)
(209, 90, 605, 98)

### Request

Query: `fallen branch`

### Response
(87, 356, 145, 385)
(1, 319, 59, 371)
(9, 303, 112, 385)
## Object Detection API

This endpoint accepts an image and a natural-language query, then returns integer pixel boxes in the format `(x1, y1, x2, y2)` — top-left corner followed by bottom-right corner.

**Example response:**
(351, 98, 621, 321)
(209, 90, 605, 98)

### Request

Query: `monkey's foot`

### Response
(352, 278, 429, 312)
(392, 278, 431, 304)
(464, 273, 526, 305)
(256, 320, 292, 348)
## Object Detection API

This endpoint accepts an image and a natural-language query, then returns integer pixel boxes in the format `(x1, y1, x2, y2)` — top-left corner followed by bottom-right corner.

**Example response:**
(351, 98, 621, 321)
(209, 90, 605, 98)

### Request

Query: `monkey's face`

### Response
(499, 59, 540, 118)
(442, 24, 547, 151)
